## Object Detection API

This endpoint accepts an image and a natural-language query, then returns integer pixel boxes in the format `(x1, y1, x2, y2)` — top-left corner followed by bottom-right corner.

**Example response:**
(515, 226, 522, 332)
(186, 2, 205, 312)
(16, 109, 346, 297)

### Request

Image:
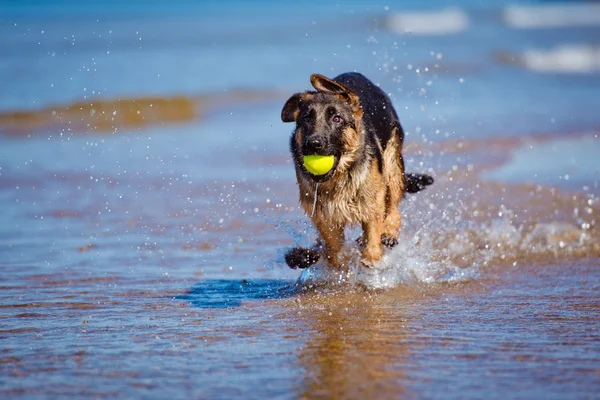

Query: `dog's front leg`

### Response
(313, 218, 345, 268)
(361, 219, 383, 267)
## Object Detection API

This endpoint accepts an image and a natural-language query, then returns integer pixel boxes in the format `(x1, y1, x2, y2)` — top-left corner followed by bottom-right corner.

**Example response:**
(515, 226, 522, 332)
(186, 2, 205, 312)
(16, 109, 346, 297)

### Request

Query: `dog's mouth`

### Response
(302, 154, 340, 182)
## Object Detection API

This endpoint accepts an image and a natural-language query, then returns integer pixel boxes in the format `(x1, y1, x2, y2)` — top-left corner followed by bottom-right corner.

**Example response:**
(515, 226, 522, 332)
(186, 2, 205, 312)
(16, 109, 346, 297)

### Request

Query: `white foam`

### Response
(504, 4, 600, 29)
(296, 236, 478, 290)
(520, 45, 600, 73)
(386, 8, 469, 36)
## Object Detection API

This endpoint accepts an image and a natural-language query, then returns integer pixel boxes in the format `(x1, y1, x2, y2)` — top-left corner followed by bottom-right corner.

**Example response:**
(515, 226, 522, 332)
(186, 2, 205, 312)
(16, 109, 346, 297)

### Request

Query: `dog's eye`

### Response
(302, 115, 312, 122)
(332, 115, 343, 124)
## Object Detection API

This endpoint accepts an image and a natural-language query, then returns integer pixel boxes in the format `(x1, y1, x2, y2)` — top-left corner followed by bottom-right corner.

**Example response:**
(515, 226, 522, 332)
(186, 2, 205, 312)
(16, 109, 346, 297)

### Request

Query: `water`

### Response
(1, 1, 599, 398)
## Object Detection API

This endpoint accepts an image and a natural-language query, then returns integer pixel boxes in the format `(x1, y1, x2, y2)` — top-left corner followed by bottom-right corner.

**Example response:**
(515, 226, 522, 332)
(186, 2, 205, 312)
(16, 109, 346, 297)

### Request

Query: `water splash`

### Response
(288, 206, 596, 291)
(296, 236, 479, 290)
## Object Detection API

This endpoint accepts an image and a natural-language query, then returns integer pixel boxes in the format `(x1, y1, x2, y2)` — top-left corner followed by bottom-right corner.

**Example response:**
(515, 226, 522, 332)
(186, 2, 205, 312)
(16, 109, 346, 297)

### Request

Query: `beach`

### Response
(1, 1, 599, 398)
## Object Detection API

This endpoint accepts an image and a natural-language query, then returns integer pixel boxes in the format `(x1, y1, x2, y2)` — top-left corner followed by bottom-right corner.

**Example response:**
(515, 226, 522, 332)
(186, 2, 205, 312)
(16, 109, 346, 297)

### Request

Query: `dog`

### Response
(282, 72, 433, 269)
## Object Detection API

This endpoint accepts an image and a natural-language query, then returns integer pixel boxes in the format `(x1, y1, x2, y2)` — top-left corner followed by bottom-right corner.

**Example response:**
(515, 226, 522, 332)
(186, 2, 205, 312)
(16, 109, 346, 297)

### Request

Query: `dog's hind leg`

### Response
(382, 182, 402, 248)
(381, 130, 404, 248)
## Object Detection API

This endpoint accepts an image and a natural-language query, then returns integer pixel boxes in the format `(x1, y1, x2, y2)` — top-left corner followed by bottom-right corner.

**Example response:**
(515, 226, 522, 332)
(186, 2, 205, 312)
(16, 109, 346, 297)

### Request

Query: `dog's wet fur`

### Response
(282, 73, 433, 269)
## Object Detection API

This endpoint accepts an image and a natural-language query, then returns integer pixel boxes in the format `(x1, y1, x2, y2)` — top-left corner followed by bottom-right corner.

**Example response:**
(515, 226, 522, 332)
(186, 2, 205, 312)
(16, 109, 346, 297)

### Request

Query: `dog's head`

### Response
(282, 74, 364, 182)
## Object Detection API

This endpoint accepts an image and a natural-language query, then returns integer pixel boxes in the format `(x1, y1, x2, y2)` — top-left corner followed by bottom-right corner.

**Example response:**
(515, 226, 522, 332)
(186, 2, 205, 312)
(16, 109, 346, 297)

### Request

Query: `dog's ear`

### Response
(310, 74, 361, 111)
(310, 74, 348, 95)
(281, 93, 302, 123)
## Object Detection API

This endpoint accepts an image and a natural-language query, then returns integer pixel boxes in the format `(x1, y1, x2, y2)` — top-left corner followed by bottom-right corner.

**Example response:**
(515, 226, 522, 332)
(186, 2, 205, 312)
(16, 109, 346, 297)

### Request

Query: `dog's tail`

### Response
(405, 172, 434, 194)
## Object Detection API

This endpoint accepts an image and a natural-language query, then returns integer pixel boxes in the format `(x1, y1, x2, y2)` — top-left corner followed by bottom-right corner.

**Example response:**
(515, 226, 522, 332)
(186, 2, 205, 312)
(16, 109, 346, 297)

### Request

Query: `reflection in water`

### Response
(291, 289, 416, 399)
(180, 279, 416, 397)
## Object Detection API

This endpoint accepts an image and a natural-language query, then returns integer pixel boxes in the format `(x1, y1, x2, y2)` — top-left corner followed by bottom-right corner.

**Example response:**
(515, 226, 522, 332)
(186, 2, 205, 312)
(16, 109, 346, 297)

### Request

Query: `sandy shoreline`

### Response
(0, 89, 283, 136)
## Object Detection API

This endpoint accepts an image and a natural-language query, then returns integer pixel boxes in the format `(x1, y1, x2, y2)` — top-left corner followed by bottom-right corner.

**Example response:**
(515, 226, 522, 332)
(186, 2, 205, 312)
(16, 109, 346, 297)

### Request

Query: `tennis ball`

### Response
(303, 155, 335, 176)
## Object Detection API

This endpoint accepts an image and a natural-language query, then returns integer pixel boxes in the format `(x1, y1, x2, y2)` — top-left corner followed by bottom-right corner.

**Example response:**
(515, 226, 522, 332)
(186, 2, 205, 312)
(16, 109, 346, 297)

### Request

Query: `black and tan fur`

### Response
(282, 73, 433, 269)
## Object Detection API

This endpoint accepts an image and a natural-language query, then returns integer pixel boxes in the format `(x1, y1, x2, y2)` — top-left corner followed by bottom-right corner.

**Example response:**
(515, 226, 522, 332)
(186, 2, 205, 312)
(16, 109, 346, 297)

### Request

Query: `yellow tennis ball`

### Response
(303, 155, 335, 175)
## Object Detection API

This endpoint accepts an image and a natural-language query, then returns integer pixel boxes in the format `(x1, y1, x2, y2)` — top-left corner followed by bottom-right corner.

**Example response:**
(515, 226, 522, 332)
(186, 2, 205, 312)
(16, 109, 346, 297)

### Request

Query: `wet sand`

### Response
(1, 264, 598, 398)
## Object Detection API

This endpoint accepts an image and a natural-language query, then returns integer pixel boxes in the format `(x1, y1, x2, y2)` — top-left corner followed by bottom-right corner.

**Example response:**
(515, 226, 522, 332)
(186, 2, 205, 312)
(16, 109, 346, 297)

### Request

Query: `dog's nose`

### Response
(306, 137, 324, 153)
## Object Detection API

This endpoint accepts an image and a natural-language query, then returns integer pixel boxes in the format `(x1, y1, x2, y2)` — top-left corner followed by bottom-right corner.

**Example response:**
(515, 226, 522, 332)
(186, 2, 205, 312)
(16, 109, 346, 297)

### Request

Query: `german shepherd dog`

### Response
(282, 72, 433, 269)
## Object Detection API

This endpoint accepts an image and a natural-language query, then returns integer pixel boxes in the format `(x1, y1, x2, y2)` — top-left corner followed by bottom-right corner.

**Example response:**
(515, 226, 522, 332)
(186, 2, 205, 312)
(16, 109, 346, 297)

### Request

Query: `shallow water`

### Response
(1, 0, 600, 399)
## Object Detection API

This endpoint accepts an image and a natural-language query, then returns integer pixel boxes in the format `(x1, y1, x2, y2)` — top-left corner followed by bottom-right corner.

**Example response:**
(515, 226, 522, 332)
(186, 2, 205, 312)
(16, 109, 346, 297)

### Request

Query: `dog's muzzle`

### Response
(303, 136, 328, 155)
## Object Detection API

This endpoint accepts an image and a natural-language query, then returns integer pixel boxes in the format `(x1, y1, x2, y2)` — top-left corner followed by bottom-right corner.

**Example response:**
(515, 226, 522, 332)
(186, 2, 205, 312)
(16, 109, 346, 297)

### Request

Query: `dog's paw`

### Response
(405, 172, 434, 193)
(284, 247, 320, 269)
(357, 235, 397, 249)
(381, 234, 398, 248)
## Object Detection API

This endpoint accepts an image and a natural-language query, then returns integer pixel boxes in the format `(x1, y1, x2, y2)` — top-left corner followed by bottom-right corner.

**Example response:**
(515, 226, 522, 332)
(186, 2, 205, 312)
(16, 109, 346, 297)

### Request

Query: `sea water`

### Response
(1, 1, 599, 398)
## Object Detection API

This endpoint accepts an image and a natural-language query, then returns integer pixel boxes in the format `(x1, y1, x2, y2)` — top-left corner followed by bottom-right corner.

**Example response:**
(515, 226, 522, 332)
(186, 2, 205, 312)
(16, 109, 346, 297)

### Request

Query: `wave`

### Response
(504, 4, 600, 29)
(498, 46, 600, 74)
(386, 8, 469, 36)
